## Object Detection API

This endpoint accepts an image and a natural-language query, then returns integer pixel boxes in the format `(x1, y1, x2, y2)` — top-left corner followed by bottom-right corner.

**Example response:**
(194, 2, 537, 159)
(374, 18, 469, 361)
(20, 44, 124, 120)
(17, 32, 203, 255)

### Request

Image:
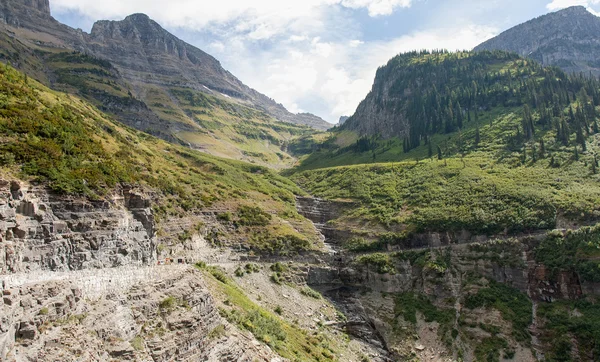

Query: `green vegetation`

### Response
(289, 51, 600, 236)
(300, 287, 322, 300)
(202, 266, 338, 361)
(130, 336, 145, 351)
(292, 155, 600, 234)
(538, 300, 600, 361)
(535, 225, 600, 282)
(208, 324, 227, 340)
(159, 296, 177, 311)
(464, 281, 532, 342)
(467, 239, 526, 268)
(355, 253, 396, 274)
(474, 336, 509, 362)
(236, 205, 272, 227)
(0, 63, 321, 252)
(394, 292, 454, 326)
(394, 292, 455, 348)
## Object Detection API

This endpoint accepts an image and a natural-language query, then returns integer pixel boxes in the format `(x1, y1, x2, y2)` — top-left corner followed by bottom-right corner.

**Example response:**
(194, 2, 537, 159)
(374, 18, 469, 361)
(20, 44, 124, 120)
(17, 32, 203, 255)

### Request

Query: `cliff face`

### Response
(0, 266, 279, 361)
(0, 180, 156, 273)
(475, 6, 600, 76)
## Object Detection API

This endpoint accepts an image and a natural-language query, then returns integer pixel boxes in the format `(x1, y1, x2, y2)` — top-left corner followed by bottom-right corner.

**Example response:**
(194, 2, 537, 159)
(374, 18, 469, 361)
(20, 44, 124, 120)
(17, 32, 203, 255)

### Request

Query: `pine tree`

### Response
(456, 101, 463, 129)
(437, 145, 443, 160)
(574, 146, 580, 161)
(539, 139, 545, 158)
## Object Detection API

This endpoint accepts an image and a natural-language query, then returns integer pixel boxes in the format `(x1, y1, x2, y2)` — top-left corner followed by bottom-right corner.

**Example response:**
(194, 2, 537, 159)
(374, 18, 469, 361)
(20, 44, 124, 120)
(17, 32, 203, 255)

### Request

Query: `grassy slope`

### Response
(289, 54, 600, 236)
(0, 34, 320, 169)
(0, 63, 321, 252)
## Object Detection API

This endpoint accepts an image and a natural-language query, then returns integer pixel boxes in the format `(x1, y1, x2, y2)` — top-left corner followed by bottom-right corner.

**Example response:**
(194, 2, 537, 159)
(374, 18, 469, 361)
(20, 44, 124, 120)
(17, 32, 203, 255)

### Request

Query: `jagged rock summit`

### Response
(0, 0, 331, 133)
(475, 6, 600, 76)
(87, 12, 330, 130)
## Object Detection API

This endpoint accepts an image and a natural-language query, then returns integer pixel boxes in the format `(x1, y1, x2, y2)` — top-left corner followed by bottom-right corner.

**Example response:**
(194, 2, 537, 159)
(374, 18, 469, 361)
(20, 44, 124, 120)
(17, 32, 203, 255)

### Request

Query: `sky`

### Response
(49, 0, 600, 124)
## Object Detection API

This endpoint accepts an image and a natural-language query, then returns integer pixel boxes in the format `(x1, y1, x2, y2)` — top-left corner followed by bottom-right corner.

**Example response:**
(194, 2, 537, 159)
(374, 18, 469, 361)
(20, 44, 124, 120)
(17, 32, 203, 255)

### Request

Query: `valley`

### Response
(1, 1, 600, 362)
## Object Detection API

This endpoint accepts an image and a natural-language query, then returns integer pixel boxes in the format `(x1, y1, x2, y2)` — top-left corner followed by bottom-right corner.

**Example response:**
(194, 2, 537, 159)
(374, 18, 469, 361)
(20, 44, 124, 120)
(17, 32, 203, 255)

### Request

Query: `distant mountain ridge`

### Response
(475, 6, 600, 76)
(0, 0, 330, 167)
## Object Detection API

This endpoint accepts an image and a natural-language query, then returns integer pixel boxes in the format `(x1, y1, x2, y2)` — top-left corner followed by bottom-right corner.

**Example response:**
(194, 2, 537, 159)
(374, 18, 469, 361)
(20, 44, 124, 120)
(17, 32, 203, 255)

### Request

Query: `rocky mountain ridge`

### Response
(0, 0, 330, 168)
(475, 6, 600, 76)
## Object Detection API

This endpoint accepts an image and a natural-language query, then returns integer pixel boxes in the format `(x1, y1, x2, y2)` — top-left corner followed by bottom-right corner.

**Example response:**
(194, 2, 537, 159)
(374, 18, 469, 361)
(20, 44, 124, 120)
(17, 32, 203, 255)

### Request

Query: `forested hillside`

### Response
(290, 51, 600, 236)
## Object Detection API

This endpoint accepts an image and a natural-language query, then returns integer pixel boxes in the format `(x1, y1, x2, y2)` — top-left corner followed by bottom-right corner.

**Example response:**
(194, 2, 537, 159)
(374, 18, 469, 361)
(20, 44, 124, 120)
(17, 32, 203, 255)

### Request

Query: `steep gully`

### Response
(295, 197, 598, 360)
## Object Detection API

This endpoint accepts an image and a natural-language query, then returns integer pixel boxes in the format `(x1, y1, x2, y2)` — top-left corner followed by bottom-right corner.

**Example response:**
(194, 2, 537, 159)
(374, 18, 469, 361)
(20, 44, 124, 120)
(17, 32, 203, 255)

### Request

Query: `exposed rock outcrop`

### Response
(1, 266, 277, 361)
(475, 6, 600, 76)
(0, 179, 156, 273)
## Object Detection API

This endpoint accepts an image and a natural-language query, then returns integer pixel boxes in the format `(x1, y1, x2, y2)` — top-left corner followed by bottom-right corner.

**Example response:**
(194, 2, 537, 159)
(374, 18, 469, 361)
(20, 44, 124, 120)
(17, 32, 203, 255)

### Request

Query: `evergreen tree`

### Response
(437, 145, 443, 160)
(574, 146, 580, 161)
(539, 139, 545, 158)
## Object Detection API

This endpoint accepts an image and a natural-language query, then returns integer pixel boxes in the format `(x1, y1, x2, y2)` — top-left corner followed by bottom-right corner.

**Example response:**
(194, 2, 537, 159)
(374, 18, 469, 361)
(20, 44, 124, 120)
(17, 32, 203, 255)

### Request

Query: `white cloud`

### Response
(51, 0, 413, 34)
(547, 0, 600, 14)
(210, 24, 498, 122)
(341, 0, 412, 16)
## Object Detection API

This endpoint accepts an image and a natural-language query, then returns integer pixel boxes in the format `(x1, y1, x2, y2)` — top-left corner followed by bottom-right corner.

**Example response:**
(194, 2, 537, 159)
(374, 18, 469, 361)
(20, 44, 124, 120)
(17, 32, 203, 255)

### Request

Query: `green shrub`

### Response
(130, 336, 144, 351)
(209, 267, 229, 284)
(217, 212, 233, 222)
(208, 325, 226, 340)
(234, 267, 245, 277)
(237, 205, 272, 226)
(159, 296, 176, 311)
(355, 253, 396, 274)
(244, 263, 261, 273)
(464, 280, 531, 341)
(270, 273, 282, 285)
(474, 336, 508, 362)
(270, 262, 287, 273)
(300, 287, 322, 300)
(394, 292, 453, 326)
(535, 225, 600, 282)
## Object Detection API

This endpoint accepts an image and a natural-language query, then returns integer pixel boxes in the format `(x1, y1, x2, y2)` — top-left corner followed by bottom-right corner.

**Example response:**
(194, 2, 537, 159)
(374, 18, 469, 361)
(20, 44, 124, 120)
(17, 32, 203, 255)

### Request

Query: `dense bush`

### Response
(465, 281, 532, 342)
(535, 225, 600, 282)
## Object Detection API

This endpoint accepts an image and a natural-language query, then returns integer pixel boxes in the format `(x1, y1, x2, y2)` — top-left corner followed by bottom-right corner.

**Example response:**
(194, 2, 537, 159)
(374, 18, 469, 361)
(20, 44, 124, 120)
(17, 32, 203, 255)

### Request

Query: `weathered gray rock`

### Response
(475, 6, 600, 76)
(0, 180, 156, 273)
(1, 267, 276, 362)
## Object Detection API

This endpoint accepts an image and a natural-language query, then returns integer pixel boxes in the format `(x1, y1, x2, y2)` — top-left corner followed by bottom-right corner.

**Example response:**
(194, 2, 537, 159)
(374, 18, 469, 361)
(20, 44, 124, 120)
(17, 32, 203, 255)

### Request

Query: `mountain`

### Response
(0, 0, 330, 168)
(288, 50, 600, 361)
(0, 63, 357, 362)
(475, 6, 600, 76)
(3, 4, 600, 361)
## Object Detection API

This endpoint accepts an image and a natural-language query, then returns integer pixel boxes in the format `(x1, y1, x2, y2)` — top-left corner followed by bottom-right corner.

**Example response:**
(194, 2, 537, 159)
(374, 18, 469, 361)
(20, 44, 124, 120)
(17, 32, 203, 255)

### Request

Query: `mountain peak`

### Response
(474, 5, 600, 75)
(125, 13, 152, 22)
(558, 5, 591, 14)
